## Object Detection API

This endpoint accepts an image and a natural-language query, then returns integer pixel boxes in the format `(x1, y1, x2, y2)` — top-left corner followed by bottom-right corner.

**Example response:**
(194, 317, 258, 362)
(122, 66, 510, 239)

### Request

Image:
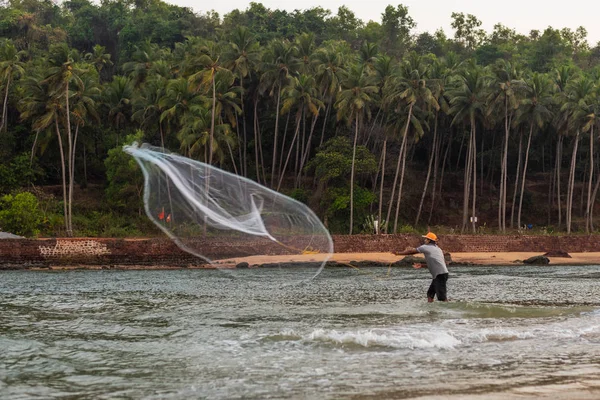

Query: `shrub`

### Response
(0, 192, 43, 237)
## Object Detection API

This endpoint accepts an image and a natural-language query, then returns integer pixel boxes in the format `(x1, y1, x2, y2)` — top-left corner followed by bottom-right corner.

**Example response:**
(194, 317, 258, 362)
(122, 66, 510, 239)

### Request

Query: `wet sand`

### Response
(410, 378, 600, 399)
(25, 251, 600, 270)
(215, 251, 600, 267)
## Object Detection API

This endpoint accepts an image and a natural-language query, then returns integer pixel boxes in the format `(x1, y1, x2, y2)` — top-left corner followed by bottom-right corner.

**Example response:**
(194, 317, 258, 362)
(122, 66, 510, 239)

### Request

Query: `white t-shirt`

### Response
(416, 243, 448, 278)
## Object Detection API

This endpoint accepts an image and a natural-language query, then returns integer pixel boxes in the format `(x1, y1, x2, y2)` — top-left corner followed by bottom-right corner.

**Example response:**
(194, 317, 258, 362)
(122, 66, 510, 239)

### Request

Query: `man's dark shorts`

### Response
(427, 273, 448, 301)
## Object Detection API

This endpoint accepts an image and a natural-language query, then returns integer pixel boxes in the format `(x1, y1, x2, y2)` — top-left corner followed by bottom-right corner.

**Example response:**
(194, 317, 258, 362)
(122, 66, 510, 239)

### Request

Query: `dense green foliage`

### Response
(1, 0, 600, 236)
(0, 192, 42, 236)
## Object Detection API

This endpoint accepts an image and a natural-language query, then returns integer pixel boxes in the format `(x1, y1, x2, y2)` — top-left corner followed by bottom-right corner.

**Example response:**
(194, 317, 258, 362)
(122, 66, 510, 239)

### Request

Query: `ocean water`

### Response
(1, 265, 599, 399)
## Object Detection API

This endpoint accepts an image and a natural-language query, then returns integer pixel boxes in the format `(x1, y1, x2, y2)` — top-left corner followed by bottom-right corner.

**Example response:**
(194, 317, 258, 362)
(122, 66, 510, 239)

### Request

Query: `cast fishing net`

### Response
(123, 143, 333, 282)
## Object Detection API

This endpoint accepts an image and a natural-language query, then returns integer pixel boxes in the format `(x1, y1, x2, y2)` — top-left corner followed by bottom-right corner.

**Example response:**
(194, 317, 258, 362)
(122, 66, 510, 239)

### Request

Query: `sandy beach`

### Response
(216, 251, 600, 267)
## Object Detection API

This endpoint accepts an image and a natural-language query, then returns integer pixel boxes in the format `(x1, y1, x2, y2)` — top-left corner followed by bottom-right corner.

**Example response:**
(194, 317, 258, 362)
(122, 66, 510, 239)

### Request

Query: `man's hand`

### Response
(412, 263, 424, 269)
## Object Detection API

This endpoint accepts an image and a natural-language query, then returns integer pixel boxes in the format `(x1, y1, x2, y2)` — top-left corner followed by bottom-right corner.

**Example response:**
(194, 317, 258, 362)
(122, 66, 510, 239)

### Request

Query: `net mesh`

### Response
(124, 143, 333, 282)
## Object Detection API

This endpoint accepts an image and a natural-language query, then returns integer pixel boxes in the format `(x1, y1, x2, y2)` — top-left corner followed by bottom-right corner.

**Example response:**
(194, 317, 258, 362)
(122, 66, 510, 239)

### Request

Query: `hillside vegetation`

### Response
(0, 0, 600, 237)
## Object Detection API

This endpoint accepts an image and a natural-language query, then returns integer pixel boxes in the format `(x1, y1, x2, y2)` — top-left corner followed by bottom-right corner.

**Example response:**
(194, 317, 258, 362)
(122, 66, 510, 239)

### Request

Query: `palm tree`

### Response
(18, 73, 49, 162)
(415, 56, 452, 226)
(358, 41, 379, 72)
(448, 63, 488, 233)
(132, 77, 168, 146)
(313, 44, 345, 148)
(69, 72, 101, 223)
(383, 52, 437, 233)
(224, 26, 261, 176)
(258, 39, 299, 187)
(122, 42, 165, 88)
(515, 72, 553, 229)
(19, 71, 69, 234)
(372, 54, 397, 227)
(552, 66, 576, 228)
(211, 70, 242, 172)
(103, 76, 134, 145)
(0, 40, 25, 133)
(427, 54, 462, 225)
(43, 43, 86, 236)
(159, 77, 208, 154)
(585, 81, 600, 231)
(295, 33, 316, 75)
(335, 63, 378, 234)
(84, 44, 113, 80)
(187, 40, 233, 166)
(278, 74, 323, 191)
(560, 75, 594, 234)
(488, 59, 523, 231)
(581, 81, 600, 233)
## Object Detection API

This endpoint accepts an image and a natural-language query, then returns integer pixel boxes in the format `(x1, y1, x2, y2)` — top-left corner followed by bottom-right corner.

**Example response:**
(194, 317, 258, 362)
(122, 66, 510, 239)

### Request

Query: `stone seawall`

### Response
(0, 235, 598, 268)
(332, 234, 600, 253)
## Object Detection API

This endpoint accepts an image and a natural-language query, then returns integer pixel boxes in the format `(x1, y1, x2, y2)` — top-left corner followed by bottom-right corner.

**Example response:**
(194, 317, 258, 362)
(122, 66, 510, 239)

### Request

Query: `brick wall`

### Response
(0, 234, 598, 268)
(332, 234, 600, 253)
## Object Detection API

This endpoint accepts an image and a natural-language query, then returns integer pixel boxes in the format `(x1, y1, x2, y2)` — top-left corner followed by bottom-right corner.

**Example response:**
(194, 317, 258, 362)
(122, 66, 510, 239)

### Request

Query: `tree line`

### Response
(1, 0, 600, 236)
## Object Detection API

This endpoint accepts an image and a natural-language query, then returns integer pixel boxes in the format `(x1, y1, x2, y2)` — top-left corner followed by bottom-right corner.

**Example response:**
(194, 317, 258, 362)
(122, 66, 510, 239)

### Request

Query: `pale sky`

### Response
(178, 0, 600, 45)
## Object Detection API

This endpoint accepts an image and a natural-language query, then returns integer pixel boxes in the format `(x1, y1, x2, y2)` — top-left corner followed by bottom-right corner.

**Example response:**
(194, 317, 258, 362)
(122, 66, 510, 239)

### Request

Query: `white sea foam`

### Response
(299, 328, 461, 349)
(464, 328, 536, 342)
(268, 311, 600, 351)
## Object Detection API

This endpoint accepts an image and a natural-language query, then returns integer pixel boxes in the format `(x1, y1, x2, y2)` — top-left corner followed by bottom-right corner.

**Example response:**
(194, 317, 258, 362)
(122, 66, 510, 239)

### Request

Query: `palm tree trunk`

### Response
(517, 124, 533, 229)
(298, 109, 306, 178)
(556, 135, 563, 227)
(279, 112, 291, 174)
(349, 113, 359, 235)
(471, 124, 477, 233)
(365, 108, 382, 148)
(439, 130, 452, 198)
(209, 75, 216, 166)
(234, 109, 243, 173)
(378, 137, 387, 232)
(69, 124, 79, 236)
(296, 114, 319, 185)
(226, 140, 239, 175)
(30, 131, 39, 165)
(240, 75, 248, 177)
(271, 86, 282, 187)
(590, 161, 600, 231)
(55, 119, 68, 236)
(510, 131, 523, 228)
(567, 132, 580, 234)
(585, 125, 594, 233)
(431, 130, 452, 224)
(277, 114, 302, 192)
(393, 140, 408, 233)
(257, 114, 267, 184)
(456, 128, 467, 171)
(0, 76, 11, 133)
(415, 112, 438, 226)
(385, 103, 413, 233)
(462, 126, 474, 232)
(65, 81, 73, 236)
(319, 99, 332, 147)
(83, 146, 87, 188)
(428, 126, 445, 225)
(499, 99, 510, 232)
(253, 98, 261, 183)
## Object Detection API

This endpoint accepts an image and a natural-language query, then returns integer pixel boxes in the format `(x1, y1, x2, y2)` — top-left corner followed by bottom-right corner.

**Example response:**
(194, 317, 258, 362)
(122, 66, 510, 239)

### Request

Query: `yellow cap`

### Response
(422, 232, 438, 242)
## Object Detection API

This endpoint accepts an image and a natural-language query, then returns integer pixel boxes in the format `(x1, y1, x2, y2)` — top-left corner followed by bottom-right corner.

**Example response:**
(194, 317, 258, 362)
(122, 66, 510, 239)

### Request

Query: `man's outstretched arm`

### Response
(393, 248, 419, 256)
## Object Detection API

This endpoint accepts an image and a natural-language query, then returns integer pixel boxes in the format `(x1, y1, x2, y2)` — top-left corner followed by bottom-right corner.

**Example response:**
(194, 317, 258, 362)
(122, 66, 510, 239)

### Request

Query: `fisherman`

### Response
(394, 232, 449, 302)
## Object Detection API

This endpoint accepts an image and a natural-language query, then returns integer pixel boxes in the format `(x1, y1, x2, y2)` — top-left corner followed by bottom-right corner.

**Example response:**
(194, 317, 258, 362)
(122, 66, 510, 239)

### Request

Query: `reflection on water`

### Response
(1, 265, 599, 399)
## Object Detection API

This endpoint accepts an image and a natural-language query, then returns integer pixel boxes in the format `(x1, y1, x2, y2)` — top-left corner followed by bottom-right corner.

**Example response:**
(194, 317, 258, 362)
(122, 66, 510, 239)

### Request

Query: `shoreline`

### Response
(1, 235, 600, 269)
(213, 251, 600, 268)
(9, 251, 600, 271)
